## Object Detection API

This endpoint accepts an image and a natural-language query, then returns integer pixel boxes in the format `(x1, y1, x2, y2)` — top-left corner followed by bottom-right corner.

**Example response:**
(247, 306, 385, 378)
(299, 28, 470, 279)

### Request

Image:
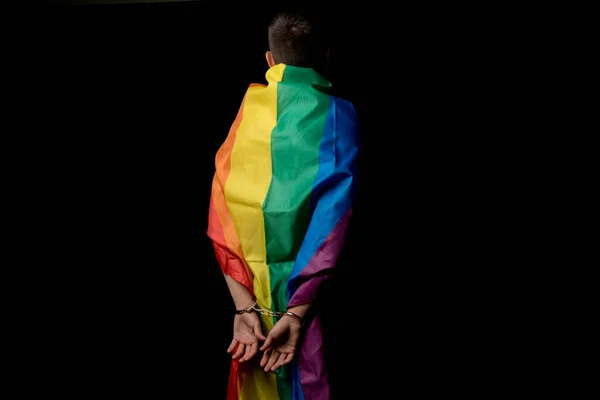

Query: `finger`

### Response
(270, 351, 289, 371)
(240, 342, 257, 362)
(232, 343, 245, 359)
(259, 334, 273, 352)
(283, 352, 294, 365)
(250, 342, 259, 359)
(260, 349, 270, 367)
(264, 350, 280, 372)
(227, 339, 238, 353)
(254, 322, 267, 341)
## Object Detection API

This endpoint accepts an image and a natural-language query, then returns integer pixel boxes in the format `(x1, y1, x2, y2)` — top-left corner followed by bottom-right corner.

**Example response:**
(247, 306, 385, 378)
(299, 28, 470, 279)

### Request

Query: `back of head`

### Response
(267, 11, 329, 70)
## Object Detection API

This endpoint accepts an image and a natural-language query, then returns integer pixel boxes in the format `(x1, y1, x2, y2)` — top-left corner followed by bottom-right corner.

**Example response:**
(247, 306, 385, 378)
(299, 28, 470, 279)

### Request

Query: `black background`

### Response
(26, 1, 525, 398)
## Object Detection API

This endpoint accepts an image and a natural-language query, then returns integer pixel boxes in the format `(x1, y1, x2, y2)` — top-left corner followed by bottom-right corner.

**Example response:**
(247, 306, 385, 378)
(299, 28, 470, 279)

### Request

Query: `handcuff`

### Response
(235, 300, 305, 326)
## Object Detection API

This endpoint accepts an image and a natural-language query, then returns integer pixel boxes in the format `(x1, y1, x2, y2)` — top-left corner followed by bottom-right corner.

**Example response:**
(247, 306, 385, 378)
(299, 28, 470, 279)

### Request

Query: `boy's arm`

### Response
(287, 98, 359, 311)
(286, 303, 312, 319)
(207, 90, 254, 293)
(260, 99, 358, 372)
(223, 273, 254, 309)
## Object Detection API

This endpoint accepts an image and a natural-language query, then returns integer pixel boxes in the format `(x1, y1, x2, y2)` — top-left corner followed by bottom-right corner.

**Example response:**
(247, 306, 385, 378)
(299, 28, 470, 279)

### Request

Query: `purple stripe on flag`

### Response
(288, 209, 352, 308)
(298, 315, 329, 400)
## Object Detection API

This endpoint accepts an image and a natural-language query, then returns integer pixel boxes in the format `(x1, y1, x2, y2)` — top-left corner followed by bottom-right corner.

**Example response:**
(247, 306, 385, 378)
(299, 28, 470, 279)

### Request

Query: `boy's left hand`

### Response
(259, 315, 302, 372)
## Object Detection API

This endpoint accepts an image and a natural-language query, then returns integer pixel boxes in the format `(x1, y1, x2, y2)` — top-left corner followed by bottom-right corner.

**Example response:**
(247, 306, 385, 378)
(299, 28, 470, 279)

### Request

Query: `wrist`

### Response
(286, 303, 311, 319)
(282, 311, 304, 326)
(223, 274, 255, 310)
(234, 297, 256, 311)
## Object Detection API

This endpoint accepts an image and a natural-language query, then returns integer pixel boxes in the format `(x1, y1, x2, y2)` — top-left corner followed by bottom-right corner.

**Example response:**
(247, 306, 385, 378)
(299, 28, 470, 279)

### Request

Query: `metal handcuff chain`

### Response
(235, 301, 304, 326)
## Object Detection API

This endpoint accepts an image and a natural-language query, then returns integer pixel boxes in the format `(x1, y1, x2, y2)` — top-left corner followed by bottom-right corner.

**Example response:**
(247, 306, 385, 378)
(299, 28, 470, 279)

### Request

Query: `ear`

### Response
(265, 51, 276, 67)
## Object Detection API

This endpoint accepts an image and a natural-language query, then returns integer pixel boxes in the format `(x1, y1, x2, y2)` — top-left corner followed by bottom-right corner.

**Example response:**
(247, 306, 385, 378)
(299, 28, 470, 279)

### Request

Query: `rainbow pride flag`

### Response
(208, 63, 359, 400)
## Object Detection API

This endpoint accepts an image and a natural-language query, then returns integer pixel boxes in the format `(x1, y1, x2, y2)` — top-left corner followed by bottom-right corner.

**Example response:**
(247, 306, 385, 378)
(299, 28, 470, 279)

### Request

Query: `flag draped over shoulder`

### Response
(207, 63, 359, 400)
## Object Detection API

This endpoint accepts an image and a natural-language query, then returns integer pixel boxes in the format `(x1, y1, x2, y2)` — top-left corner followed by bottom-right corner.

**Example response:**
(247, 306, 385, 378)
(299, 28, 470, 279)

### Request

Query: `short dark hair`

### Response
(267, 12, 328, 68)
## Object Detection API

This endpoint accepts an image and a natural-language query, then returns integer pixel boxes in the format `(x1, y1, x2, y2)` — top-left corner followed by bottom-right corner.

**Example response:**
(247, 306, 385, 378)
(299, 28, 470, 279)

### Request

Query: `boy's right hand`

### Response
(227, 312, 266, 362)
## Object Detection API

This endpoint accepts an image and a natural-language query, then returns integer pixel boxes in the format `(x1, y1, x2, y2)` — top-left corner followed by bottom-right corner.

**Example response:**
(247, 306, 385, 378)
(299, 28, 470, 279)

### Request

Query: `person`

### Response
(207, 11, 359, 400)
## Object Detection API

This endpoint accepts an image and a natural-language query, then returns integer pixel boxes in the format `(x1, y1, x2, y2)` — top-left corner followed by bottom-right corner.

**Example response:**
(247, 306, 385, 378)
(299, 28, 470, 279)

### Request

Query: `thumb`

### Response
(254, 322, 267, 341)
